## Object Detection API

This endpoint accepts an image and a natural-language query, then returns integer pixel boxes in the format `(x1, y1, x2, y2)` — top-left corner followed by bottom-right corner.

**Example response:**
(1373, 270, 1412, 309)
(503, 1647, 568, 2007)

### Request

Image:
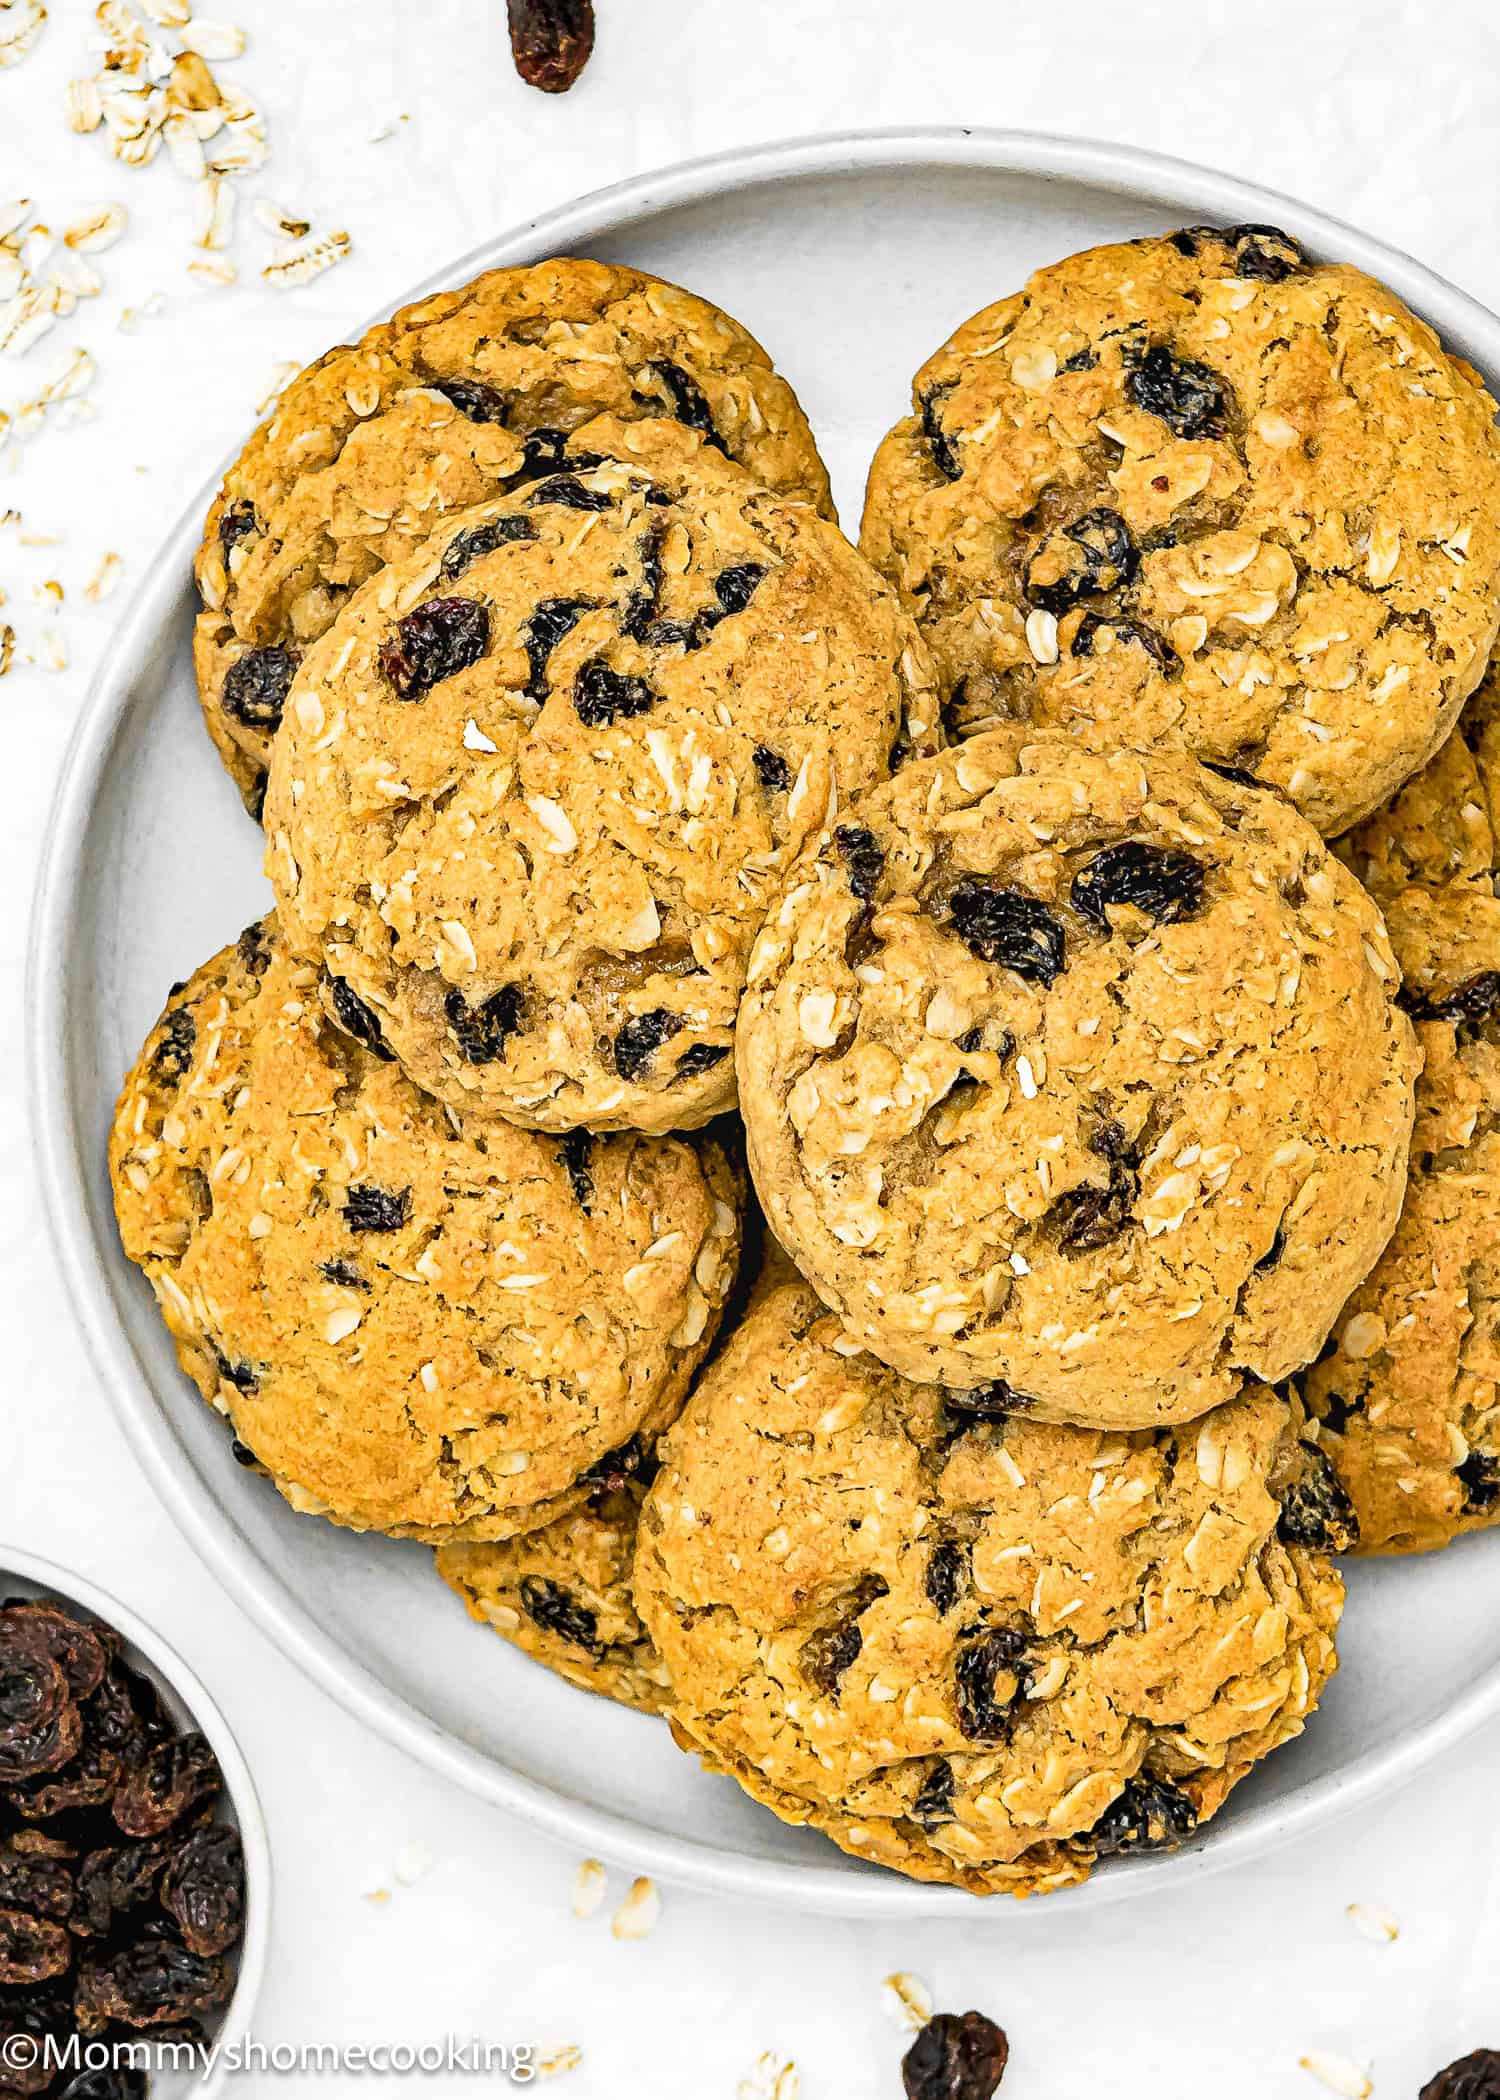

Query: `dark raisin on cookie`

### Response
(1205, 760, 1264, 789)
(641, 359, 725, 452)
(673, 1042, 730, 1082)
(1399, 971, 1500, 1034)
(579, 1435, 647, 1496)
(444, 983, 526, 1064)
(1278, 1447, 1361, 1553)
(229, 1440, 259, 1469)
(341, 1184, 413, 1235)
(208, 1345, 258, 1397)
(1218, 222, 1306, 282)
(954, 1626, 1030, 1741)
(1024, 506, 1138, 614)
(833, 824, 885, 902)
(1087, 1774, 1199, 1858)
(433, 376, 508, 423)
(712, 562, 767, 617)
(1420, 2050, 1500, 2100)
(221, 646, 297, 731)
(910, 1759, 955, 1829)
(925, 1540, 968, 1616)
(323, 973, 393, 1060)
(620, 524, 664, 642)
(1059, 346, 1098, 372)
(440, 513, 538, 580)
(1050, 1119, 1140, 1255)
(947, 882, 1066, 986)
(518, 1577, 600, 1655)
(235, 922, 271, 975)
(943, 1379, 1035, 1423)
(902, 2010, 1009, 2100)
(152, 1007, 197, 1081)
(1069, 610, 1176, 673)
(918, 386, 963, 482)
(573, 661, 659, 727)
(317, 1259, 368, 1291)
(377, 597, 490, 700)
(523, 597, 592, 700)
(1070, 840, 1207, 929)
(1124, 342, 1231, 440)
(217, 499, 257, 550)
(525, 474, 612, 514)
(612, 1009, 681, 1082)
(752, 744, 791, 792)
(1255, 1225, 1286, 1273)
(1458, 1451, 1500, 1514)
(559, 1131, 594, 1211)
(799, 1577, 888, 1697)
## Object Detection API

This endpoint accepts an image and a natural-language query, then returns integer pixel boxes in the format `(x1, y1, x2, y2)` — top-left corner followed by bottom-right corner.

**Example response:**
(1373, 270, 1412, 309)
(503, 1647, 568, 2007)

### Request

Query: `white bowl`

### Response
(0, 1547, 271, 2097)
(27, 126, 1500, 1918)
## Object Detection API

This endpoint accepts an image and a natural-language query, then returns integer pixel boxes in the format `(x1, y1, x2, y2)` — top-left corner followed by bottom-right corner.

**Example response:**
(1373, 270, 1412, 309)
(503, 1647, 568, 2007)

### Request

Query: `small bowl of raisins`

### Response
(0, 1549, 270, 2099)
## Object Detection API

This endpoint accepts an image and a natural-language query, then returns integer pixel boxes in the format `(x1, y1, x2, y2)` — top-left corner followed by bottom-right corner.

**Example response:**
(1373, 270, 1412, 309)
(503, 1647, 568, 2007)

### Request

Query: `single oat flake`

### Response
(609, 1874, 660, 1941)
(570, 1857, 606, 1919)
(737, 2054, 800, 2100)
(882, 1971, 935, 2032)
(536, 2043, 583, 2079)
(1346, 1902, 1400, 1944)
(1300, 2051, 1374, 2098)
(0, 0, 47, 69)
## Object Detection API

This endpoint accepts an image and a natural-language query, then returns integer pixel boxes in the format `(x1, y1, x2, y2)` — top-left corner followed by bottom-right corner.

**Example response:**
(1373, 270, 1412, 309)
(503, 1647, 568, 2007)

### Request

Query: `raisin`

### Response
(752, 745, 791, 791)
(0, 1609, 107, 1704)
(1071, 840, 1207, 928)
(1024, 507, 1137, 614)
(1421, 2051, 1500, 2100)
(221, 646, 297, 731)
(1315, 1387, 1356, 1437)
(506, 0, 594, 91)
(152, 1007, 196, 1081)
(1069, 610, 1176, 673)
(444, 982, 526, 1064)
(579, 1436, 647, 1496)
(0, 1685, 79, 1787)
(0, 1911, 70, 1986)
(340, 1184, 412, 1234)
(217, 500, 256, 550)
(1458, 1452, 1500, 1513)
(161, 1826, 244, 1958)
(925, 1541, 967, 1616)
(73, 1840, 170, 1937)
(208, 1345, 257, 1396)
(0, 1852, 71, 1923)
(1400, 971, 1500, 1033)
(834, 824, 884, 902)
(519, 428, 597, 479)
(559, 1131, 594, 1211)
(75, 1937, 230, 2031)
(112, 1734, 220, 1839)
(943, 1379, 1035, 1423)
(1255, 1225, 1286, 1272)
(673, 1042, 730, 1081)
(229, 1440, 259, 1469)
(919, 387, 962, 482)
(1051, 1121, 1140, 1255)
(525, 474, 611, 512)
(83, 1667, 164, 1767)
(0, 1986, 72, 2095)
(911, 1761, 955, 1830)
(1125, 343, 1230, 439)
(902, 2010, 1009, 2100)
(620, 525, 664, 642)
(377, 596, 489, 699)
(947, 882, 1066, 986)
(433, 376, 507, 423)
(573, 661, 658, 727)
(1088, 1775, 1199, 1858)
(613, 1009, 680, 1082)
(1059, 346, 1097, 371)
(323, 973, 392, 1060)
(954, 1626, 1030, 1741)
(524, 596, 591, 700)
(643, 359, 725, 452)
(1219, 222, 1305, 282)
(1205, 761, 1263, 789)
(799, 1577, 888, 1697)
(235, 921, 271, 975)
(246, 771, 268, 822)
(317, 1259, 367, 1291)
(518, 1578, 599, 1655)
(713, 563, 766, 617)
(11, 1733, 120, 1820)
(1278, 1447, 1360, 1552)
(440, 512, 537, 580)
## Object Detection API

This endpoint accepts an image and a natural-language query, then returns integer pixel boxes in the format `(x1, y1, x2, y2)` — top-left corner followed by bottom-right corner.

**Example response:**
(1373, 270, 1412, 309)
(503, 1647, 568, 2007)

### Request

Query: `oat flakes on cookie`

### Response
(1302, 666, 1500, 1552)
(633, 1277, 1347, 1896)
(266, 423, 939, 1135)
(195, 257, 835, 813)
(862, 224, 1500, 836)
(109, 916, 742, 1542)
(736, 730, 1418, 1426)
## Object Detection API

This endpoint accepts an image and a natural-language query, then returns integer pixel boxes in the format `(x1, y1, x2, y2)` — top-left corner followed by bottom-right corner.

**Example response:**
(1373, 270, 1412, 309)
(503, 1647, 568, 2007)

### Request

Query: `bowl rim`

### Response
(26, 122, 1500, 1919)
(0, 1544, 272, 2094)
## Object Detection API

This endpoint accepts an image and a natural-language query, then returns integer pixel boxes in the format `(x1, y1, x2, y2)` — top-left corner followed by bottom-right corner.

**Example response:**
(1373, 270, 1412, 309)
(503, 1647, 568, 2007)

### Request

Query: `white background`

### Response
(4, 3, 1500, 2094)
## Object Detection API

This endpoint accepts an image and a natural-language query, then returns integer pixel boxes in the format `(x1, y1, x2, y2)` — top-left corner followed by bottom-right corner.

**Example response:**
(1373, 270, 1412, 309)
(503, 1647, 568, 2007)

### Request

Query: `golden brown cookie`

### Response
(196, 257, 835, 812)
(266, 423, 939, 1135)
(1303, 670, 1500, 1552)
(736, 730, 1419, 1426)
(633, 1278, 1347, 1896)
(109, 916, 742, 1542)
(862, 225, 1500, 836)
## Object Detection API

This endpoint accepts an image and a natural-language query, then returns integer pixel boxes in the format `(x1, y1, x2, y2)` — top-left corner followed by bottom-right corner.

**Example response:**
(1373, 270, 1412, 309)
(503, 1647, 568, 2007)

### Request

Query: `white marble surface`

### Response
(3, 3, 1498, 2093)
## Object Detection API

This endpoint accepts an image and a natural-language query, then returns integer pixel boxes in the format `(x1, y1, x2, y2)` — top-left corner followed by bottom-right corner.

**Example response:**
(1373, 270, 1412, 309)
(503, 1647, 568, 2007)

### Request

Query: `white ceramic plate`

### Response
(28, 127, 1500, 1918)
(0, 1547, 272, 2096)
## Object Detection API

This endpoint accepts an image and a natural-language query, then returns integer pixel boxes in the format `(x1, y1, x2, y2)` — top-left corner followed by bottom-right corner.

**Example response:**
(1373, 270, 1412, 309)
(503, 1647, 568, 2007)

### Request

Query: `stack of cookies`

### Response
(109, 227, 1500, 1898)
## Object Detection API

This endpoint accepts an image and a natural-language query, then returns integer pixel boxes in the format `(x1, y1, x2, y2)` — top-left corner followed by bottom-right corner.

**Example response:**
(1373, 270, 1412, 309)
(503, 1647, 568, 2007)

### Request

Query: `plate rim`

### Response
(27, 122, 1500, 1920)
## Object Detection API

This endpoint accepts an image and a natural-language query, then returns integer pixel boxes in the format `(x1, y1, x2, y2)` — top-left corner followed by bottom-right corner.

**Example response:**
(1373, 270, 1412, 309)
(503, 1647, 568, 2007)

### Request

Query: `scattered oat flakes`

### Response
(65, 205, 128, 254)
(570, 1857, 606, 1919)
(0, 0, 46, 69)
(84, 550, 122, 601)
(0, 624, 14, 676)
(737, 2054, 800, 2100)
(117, 289, 166, 331)
(253, 357, 298, 414)
(392, 1840, 433, 1887)
(139, 0, 190, 23)
(253, 197, 310, 241)
(1299, 2051, 1374, 2098)
(186, 256, 236, 286)
(362, 1887, 391, 1906)
(881, 1971, 934, 2032)
(33, 578, 62, 607)
(37, 627, 68, 672)
(536, 2044, 583, 2079)
(1345, 1903, 1399, 1944)
(261, 226, 351, 289)
(609, 1874, 660, 1941)
(177, 16, 244, 59)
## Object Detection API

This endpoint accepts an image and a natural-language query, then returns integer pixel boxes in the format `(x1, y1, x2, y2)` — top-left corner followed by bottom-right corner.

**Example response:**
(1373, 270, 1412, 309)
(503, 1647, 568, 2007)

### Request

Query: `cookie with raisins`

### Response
(195, 258, 834, 812)
(737, 731, 1417, 1425)
(109, 916, 742, 1542)
(633, 1278, 1344, 1896)
(863, 225, 1500, 836)
(265, 423, 938, 1135)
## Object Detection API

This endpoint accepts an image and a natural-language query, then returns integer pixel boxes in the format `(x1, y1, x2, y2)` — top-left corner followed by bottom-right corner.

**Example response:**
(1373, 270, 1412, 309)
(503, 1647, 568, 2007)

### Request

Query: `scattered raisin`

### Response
(579, 1436, 646, 1496)
(954, 1626, 1030, 1741)
(161, 1826, 244, 1958)
(235, 921, 271, 975)
(1071, 840, 1207, 928)
(1088, 1775, 1199, 1858)
(643, 359, 725, 452)
(1024, 506, 1137, 614)
(1400, 972, 1500, 1033)
(445, 983, 526, 1064)
(712, 563, 766, 617)
(112, 1734, 221, 1840)
(1059, 346, 1097, 371)
(559, 1131, 594, 1211)
(919, 387, 962, 482)
(1125, 342, 1230, 439)
(1069, 610, 1176, 673)
(1278, 1448, 1361, 1553)
(613, 1009, 680, 1082)
(799, 1577, 887, 1697)
(673, 1042, 730, 1081)
(1051, 1121, 1140, 1255)
(441, 512, 538, 580)
(217, 500, 256, 550)
(947, 882, 1066, 987)
(525, 474, 611, 512)
(0, 1910, 70, 1986)
(75, 1937, 230, 2031)
(911, 1760, 955, 1829)
(1458, 1452, 1500, 1514)
(518, 1578, 599, 1655)
(573, 661, 658, 727)
(221, 646, 297, 731)
(506, 0, 595, 92)
(208, 1345, 258, 1397)
(433, 376, 507, 423)
(925, 1540, 967, 1616)
(340, 1184, 412, 1235)
(152, 1007, 196, 1081)
(752, 745, 790, 791)
(1218, 221, 1305, 282)
(943, 1379, 1035, 1423)
(520, 428, 599, 479)
(1420, 2050, 1500, 2100)
(834, 824, 884, 902)
(524, 597, 591, 700)
(902, 2010, 1010, 2100)
(229, 1440, 259, 1469)
(377, 596, 489, 699)
(323, 974, 392, 1060)
(317, 1259, 367, 1291)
